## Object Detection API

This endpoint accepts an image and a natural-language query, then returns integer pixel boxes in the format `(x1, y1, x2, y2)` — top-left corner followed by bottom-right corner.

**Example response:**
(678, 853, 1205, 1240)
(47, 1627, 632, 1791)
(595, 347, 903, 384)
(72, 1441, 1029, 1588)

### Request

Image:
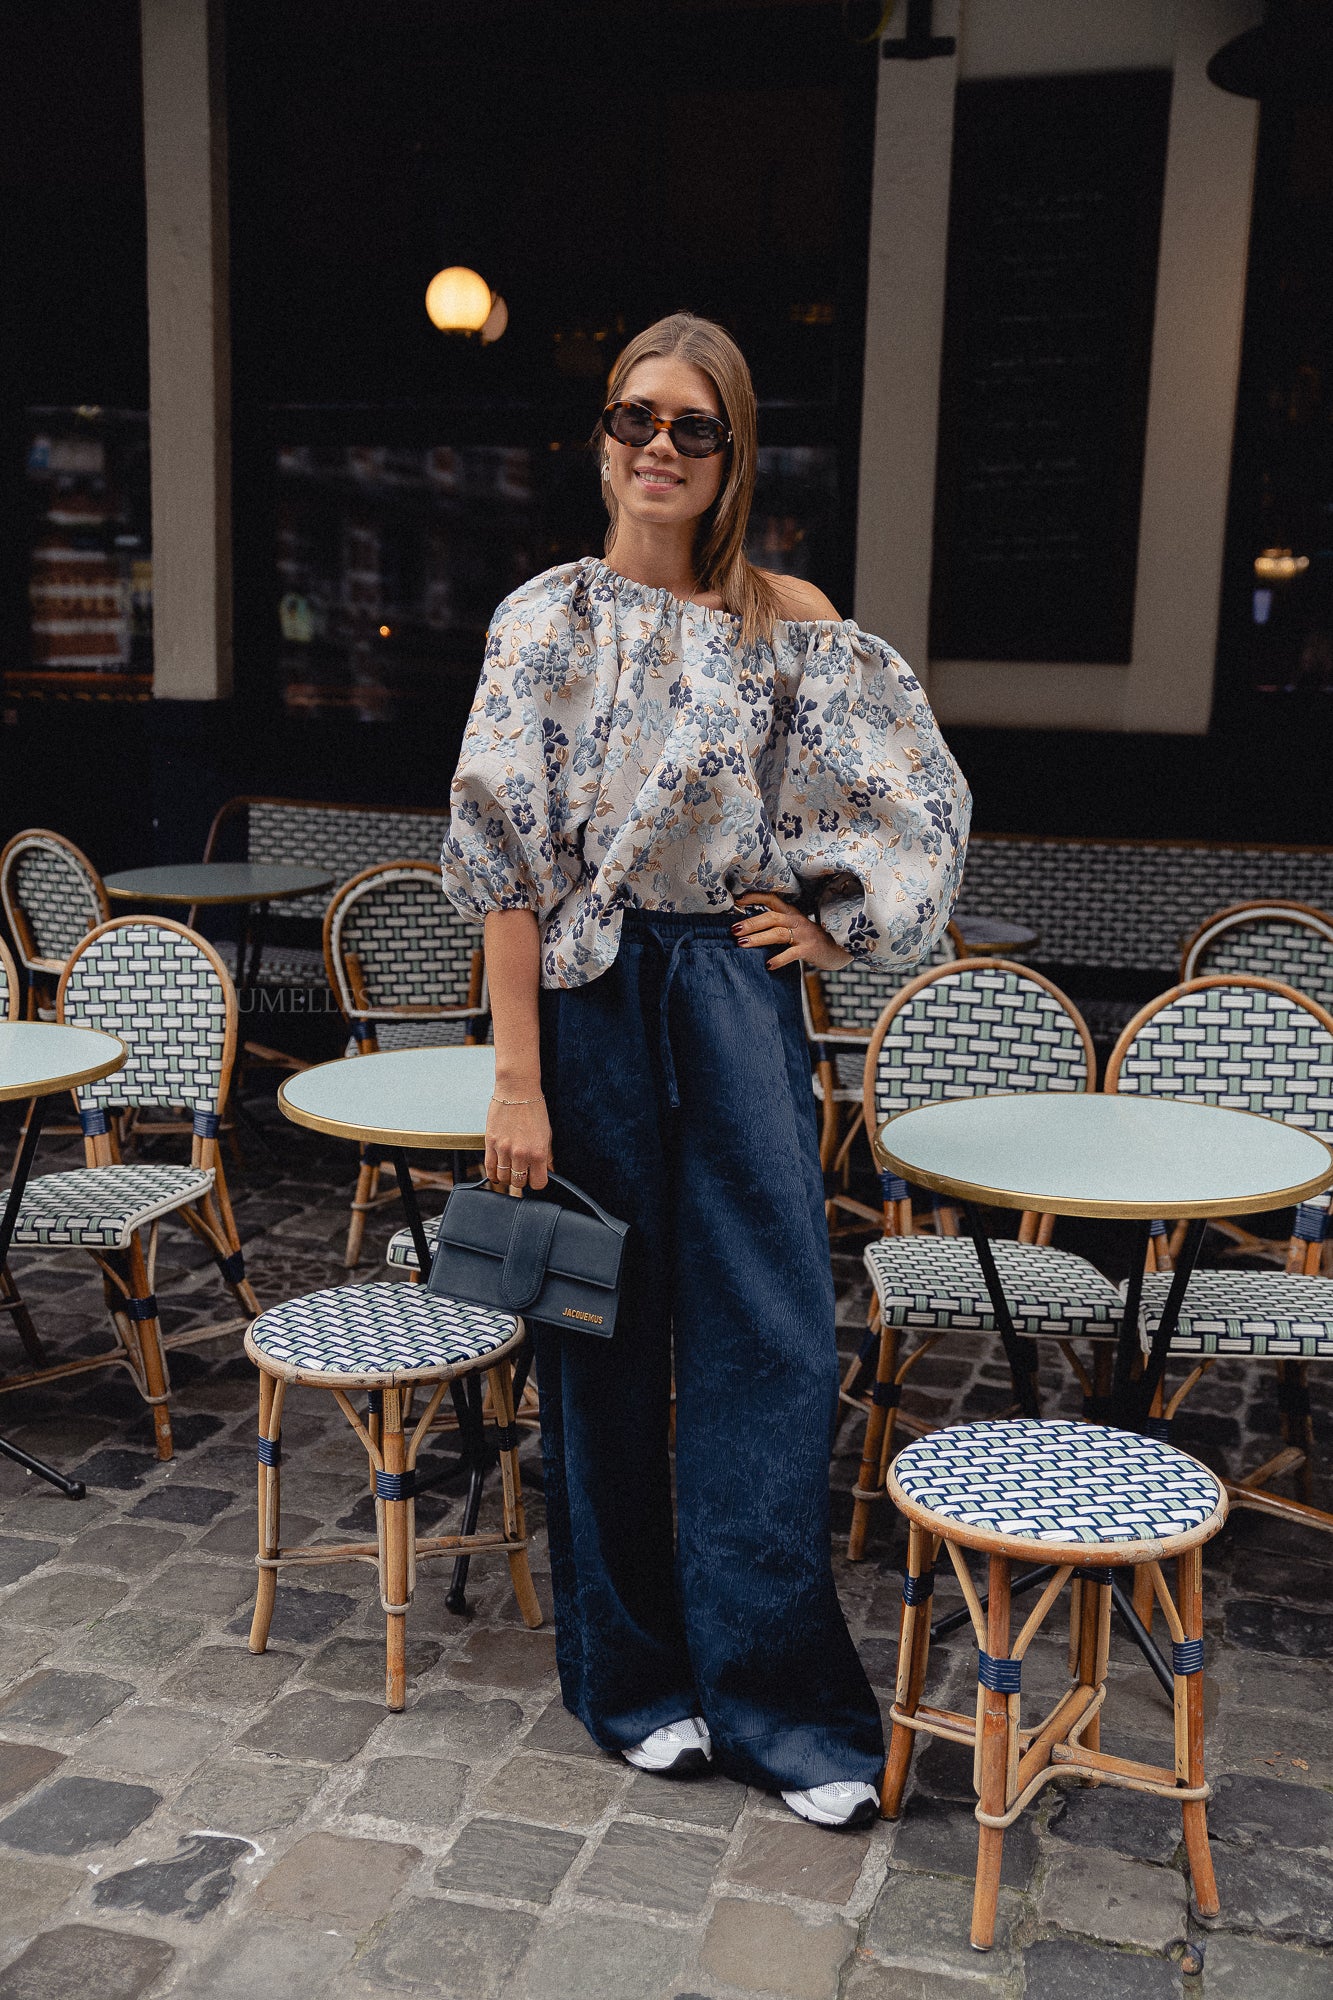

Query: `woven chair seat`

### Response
(385, 1216, 443, 1272)
(6, 1163, 215, 1249)
(343, 1018, 475, 1058)
(246, 1283, 518, 1385)
(1139, 1269, 1333, 1359)
(893, 1418, 1223, 1547)
(864, 1234, 1124, 1341)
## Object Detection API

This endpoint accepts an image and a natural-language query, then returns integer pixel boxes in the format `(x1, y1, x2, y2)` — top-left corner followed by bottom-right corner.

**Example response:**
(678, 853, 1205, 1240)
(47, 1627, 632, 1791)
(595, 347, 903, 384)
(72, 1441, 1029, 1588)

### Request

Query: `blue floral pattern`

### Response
(442, 558, 971, 987)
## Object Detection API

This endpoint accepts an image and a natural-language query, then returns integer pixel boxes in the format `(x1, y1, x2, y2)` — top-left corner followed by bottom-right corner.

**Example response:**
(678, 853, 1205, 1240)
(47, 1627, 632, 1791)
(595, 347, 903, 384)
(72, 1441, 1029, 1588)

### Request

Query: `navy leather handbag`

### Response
(426, 1173, 628, 1339)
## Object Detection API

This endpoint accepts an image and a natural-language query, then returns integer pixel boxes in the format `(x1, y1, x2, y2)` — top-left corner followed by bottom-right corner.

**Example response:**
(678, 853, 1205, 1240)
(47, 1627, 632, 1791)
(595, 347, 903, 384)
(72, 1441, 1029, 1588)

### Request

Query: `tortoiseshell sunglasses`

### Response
(602, 401, 732, 459)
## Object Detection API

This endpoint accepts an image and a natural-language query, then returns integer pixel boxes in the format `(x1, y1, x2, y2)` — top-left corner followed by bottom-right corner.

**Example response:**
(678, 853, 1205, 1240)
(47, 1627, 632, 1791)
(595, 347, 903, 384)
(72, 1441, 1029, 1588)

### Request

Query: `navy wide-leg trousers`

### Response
(535, 909, 884, 1791)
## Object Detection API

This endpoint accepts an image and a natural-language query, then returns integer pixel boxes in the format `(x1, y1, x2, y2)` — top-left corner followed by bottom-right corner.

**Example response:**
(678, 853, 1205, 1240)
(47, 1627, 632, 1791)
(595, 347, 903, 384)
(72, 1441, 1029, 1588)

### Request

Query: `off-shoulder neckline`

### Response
(579, 559, 859, 636)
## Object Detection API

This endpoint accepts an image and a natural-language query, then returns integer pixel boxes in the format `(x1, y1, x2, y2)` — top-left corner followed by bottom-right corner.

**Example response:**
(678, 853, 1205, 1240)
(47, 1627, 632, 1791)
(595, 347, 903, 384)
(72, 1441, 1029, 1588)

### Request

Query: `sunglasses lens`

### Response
(606, 404, 656, 447)
(672, 417, 726, 458)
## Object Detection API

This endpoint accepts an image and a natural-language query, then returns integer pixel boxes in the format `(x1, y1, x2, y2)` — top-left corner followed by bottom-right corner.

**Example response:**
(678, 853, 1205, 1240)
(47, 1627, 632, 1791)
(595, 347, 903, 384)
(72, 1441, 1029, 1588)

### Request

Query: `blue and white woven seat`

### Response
(6, 1162, 215, 1250)
(343, 1019, 469, 1059)
(892, 1418, 1223, 1547)
(246, 1283, 518, 1384)
(217, 941, 326, 990)
(386, 1215, 443, 1272)
(1139, 1269, 1333, 1359)
(865, 1235, 1123, 1343)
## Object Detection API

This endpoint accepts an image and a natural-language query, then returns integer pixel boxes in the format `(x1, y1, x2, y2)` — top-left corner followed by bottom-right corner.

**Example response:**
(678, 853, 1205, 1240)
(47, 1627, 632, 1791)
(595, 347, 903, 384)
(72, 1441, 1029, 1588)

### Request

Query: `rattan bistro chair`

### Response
(0, 829, 110, 1019)
(803, 926, 963, 1230)
(0, 938, 45, 1369)
(1178, 904, 1333, 1266)
(1107, 976, 1333, 1536)
(245, 1283, 541, 1709)
(847, 962, 1125, 1560)
(324, 862, 488, 1267)
(0, 919, 258, 1459)
(883, 1419, 1226, 1951)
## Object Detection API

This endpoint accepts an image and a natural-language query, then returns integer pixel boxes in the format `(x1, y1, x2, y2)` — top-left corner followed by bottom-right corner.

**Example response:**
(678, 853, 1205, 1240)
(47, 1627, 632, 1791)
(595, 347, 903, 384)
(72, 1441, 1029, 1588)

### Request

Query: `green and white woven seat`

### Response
(6, 1162, 215, 1250)
(865, 1234, 1123, 1342)
(386, 1215, 443, 1272)
(1138, 1269, 1333, 1359)
(247, 1283, 518, 1383)
(893, 1418, 1222, 1545)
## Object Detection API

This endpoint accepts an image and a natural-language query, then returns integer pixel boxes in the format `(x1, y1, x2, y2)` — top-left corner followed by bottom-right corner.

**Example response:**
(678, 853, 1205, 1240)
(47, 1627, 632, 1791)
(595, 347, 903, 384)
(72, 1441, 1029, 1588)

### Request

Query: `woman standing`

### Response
(443, 314, 969, 1828)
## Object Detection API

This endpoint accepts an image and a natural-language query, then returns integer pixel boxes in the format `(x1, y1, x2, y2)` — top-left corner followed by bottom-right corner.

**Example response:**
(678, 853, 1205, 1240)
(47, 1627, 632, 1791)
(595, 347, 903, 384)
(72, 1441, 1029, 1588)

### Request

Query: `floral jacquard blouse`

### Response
(441, 558, 971, 988)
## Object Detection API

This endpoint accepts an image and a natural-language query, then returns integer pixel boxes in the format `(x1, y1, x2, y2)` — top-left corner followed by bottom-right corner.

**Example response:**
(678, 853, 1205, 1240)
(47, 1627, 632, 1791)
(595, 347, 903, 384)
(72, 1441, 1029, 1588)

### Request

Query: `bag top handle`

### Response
(459, 1172, 628, 1237)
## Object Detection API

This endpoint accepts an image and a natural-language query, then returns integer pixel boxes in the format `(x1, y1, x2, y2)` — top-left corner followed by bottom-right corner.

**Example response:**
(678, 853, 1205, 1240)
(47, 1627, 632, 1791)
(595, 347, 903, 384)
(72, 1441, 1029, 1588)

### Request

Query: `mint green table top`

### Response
(105, 863, 334, 906)
(0, 1023, 125, 1104)
(278, 1046, 495, 1149)
(878, 1092, 1333, 1219)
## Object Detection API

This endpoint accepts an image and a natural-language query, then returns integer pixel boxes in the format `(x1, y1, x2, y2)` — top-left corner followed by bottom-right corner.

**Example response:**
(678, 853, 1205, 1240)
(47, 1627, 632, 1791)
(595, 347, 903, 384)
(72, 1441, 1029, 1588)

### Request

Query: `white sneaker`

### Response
(781, 1780, 879, 1829)
(622, 1715, 713, 1775)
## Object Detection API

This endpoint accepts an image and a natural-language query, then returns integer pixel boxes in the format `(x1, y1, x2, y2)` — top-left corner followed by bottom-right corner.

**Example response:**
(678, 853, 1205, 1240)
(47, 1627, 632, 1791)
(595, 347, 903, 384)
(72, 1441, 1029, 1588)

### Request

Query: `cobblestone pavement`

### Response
(0, 1102, 1330, 1998)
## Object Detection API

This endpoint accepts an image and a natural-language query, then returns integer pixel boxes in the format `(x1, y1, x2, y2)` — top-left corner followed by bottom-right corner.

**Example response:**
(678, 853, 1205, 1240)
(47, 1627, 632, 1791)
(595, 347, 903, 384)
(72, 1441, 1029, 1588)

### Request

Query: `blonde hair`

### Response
(593, 313, 782, 645)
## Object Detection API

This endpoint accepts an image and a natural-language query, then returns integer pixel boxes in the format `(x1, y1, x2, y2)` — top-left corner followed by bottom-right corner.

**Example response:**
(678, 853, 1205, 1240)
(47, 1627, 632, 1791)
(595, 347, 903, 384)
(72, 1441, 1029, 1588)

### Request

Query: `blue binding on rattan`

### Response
(879, 1171, 910, 1203)
(126, 1294, 159, 1322)
(1294, 1202, 1329, 1242)
(493, 1423, 519, 1451)
(192, 1109, 220, 1138)
(350, 1019, 376, 1044)
(1172, 1638, 1204, 1676)
(872, 1381, 901, 1407)
(978, 1651, 1022, 1693)
(256, 1435, 281, 1466)
(375, 1469, 416, 1501)
(1145, 1415, 1172, 1441)
(79, 1107, 110, 1137)
(217, 1250, 246, 1282)
(902, 1568, 935, 1605)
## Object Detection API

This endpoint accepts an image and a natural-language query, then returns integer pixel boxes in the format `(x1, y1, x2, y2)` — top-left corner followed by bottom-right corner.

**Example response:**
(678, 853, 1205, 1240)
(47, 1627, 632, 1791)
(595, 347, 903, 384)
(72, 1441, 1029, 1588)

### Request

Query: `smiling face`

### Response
(603, 354, 729, 539)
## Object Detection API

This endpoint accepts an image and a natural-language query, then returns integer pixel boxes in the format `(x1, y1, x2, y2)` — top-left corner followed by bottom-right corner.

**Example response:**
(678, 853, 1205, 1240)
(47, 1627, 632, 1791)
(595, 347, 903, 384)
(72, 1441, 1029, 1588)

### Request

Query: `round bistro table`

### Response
(1, 1022, 126, 1496)
(952, 913, 1040, 959)
(104, 864, 335, 990)
(277, 1042, 500, 1612)
(878, 1091, 1333, 1686)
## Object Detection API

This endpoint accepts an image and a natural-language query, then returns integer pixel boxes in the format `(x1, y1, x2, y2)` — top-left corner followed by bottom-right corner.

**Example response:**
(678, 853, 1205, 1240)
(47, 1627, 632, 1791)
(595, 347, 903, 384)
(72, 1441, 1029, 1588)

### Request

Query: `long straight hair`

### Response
(592, 313, 783, 645)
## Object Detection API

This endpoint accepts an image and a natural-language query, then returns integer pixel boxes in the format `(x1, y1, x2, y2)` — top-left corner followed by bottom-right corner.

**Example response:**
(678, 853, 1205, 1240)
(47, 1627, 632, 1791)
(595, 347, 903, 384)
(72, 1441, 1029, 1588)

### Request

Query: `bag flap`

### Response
(437, 1187, 624, 1292)
(501, 1199, 560, 1310)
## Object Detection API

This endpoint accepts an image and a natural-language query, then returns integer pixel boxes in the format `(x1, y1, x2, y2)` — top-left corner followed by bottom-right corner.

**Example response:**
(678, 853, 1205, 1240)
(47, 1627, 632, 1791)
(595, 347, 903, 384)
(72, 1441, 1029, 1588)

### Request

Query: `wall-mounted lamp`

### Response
(425, 266, 500, 335)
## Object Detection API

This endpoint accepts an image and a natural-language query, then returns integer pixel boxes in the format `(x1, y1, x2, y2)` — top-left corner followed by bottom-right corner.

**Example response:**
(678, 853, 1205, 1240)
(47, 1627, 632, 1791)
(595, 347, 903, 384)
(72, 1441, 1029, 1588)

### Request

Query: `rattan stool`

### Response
(245, 1284, 542, 1709)
(882, 1419, 1227, 1951)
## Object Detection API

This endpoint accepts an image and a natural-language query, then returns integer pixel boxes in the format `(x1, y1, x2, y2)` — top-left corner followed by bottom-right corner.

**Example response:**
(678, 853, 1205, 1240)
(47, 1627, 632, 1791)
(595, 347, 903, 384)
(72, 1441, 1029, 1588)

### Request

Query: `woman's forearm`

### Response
(484, 909, 543, 1094)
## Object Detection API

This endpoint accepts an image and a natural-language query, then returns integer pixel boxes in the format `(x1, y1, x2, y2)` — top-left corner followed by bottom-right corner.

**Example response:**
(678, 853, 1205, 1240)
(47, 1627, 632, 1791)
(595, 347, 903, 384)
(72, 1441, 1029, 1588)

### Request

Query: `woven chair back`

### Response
(57, 919, 238, 1116)
(324, 861, 485, 1021)
(803, 925, 961, 1040)
(864, 959, 1095, 1160)
(1106, 975, 1333, 1139)
(1179, 902, 1333, 1015)
(0, 937, 18, 1022)
(0, 830, 110, 976)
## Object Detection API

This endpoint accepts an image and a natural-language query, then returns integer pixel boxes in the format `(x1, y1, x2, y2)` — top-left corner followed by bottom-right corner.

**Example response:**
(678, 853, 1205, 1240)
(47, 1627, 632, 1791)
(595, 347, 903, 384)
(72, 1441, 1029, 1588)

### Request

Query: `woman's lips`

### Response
(634, 468, 684, 489)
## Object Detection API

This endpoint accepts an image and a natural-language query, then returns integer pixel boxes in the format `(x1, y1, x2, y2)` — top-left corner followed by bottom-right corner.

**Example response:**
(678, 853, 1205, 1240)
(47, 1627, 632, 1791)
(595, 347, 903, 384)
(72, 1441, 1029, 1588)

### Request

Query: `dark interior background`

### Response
(2, 0, 1331, 873)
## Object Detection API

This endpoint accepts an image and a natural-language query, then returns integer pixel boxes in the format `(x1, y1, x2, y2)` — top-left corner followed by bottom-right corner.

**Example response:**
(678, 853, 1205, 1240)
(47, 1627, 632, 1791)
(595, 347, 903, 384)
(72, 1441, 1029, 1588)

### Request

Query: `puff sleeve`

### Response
(441, 578, 587, 924)
(767, 625, 971, 967)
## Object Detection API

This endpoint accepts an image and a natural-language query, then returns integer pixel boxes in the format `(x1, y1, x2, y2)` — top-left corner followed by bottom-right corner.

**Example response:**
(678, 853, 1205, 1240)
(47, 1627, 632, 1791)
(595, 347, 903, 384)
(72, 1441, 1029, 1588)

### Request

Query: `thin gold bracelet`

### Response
(491, 1092, 545, 1105)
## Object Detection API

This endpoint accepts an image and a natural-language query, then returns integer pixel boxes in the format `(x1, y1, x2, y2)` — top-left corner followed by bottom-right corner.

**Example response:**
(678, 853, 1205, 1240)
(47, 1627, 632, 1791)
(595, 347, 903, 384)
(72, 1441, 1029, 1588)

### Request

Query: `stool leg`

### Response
(881, 1522, 932, 1818)
(849, 1306, 897, 1561)
(972, 1555, 1012, 1953)
(249, 1371, 284, 1653)
(381, 1386, 410, 1711)
(1177, 1546, 1219, 1918)
(1078, 1570, 1110, 1760)
(488, 1360, 543, 1628)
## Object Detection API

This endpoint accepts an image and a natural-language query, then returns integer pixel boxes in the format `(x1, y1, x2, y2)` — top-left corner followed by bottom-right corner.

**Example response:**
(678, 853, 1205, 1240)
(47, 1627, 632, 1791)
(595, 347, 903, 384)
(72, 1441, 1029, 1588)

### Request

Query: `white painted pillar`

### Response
(141, 0, 232, 699)
(853, 1, 961, 686)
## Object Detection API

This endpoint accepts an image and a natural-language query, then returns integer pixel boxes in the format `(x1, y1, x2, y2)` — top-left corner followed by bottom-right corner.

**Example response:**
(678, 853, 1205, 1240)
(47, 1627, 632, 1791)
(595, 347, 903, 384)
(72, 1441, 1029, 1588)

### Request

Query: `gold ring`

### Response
(787, 926, 794, 945)
(512, 1168, 528, 1182)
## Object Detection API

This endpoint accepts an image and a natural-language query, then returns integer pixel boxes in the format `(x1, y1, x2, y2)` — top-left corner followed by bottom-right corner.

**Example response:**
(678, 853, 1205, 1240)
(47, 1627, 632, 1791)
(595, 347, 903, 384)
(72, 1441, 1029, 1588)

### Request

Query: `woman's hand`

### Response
(732, 892, 850, 973)
(485, 1093, 553, 1196)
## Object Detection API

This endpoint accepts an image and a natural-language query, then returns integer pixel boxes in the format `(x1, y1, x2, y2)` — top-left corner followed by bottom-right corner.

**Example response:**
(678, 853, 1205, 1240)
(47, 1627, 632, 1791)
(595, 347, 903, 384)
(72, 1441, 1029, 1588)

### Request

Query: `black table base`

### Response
(0, 1098, 86, 1499)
